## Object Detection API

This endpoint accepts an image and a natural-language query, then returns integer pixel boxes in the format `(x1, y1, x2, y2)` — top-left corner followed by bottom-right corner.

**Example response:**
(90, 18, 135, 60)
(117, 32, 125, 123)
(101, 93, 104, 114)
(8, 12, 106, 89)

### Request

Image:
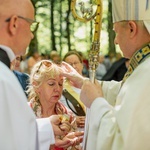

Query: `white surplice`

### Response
(0, 59, 54, 149)
(86, 58, 150, 150)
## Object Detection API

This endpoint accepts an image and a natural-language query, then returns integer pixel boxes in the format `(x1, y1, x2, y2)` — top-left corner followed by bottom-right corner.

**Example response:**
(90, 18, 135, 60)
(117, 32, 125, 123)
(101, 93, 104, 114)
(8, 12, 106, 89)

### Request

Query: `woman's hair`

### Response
(63, 50, 83, 63)
(26, 60, 62, 101)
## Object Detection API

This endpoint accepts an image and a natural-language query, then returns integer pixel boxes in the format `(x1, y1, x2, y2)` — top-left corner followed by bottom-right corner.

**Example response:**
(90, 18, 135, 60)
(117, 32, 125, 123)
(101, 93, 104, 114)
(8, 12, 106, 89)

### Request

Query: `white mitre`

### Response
(112, 0, 150, 34)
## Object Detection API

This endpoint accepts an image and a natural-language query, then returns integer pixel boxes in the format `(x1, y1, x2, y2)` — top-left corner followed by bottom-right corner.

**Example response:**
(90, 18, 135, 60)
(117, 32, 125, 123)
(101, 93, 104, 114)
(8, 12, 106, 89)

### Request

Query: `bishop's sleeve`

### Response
(86, 98, 123, 150)
(37, 118, 55, 150)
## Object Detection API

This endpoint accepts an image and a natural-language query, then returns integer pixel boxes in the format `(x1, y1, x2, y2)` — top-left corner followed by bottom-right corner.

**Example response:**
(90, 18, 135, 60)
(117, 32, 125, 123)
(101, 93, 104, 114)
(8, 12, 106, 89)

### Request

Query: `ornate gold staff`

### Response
(71, 0, 103, 149)
(71, 0, 103, 82)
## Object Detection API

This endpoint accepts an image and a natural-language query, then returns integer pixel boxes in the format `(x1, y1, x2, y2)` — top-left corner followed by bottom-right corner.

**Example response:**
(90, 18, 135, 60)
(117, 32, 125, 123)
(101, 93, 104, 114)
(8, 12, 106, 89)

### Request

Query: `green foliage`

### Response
(29, 0, 116, 58)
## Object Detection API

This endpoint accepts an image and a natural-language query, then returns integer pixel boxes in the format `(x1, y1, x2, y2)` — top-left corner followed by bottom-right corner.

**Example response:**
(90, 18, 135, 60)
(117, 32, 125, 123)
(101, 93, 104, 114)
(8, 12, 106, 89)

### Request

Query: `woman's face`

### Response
(37, 75, 63, 106)
(64, 54, 83, 75)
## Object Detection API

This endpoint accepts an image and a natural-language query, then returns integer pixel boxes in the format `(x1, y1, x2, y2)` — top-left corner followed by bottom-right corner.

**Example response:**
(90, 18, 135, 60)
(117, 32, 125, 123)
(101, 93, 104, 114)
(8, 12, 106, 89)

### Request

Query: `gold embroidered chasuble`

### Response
(122, 43, 150, 85)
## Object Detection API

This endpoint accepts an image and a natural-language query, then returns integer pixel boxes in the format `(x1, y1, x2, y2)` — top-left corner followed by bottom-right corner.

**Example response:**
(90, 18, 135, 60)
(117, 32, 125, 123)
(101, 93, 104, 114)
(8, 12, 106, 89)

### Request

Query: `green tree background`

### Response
(29, 0, 119, 58)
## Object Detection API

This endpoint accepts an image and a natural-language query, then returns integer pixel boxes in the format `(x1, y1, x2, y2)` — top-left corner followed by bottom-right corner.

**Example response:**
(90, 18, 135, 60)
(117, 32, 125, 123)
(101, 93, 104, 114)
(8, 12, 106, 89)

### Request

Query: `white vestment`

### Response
(86, 57, 150, 150)
(0, 62, 55, 150)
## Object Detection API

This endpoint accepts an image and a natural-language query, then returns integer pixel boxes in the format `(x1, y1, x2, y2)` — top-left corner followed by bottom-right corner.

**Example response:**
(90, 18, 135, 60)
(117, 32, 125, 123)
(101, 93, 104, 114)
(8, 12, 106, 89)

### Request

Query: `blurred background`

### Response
(28, 0, 121, 59)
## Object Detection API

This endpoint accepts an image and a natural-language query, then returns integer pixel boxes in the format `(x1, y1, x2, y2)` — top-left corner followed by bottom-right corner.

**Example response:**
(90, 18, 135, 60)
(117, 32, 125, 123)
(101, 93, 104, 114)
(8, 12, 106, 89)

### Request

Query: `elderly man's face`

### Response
(113, 21, 132, 58)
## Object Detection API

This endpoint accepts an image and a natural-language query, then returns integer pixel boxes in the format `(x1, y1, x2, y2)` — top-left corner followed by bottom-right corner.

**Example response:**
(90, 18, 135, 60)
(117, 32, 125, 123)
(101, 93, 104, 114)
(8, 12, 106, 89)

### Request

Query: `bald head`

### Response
(0, 0, 34, 19)
(0, 0, 35, 57)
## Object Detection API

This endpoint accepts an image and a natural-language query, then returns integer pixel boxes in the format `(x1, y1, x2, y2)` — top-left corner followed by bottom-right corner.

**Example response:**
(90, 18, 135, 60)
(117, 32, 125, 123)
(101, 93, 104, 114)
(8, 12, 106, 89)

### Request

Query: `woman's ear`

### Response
(32, 81, 40, 94)
(8, 15, 19, 35)
(32, 81, 37, 86)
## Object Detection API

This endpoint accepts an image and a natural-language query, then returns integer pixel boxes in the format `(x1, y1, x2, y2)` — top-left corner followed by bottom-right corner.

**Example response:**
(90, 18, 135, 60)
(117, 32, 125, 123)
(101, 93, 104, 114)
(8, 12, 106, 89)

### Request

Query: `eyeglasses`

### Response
(5, 15, 39, 33)
(68, 61, 81, 67)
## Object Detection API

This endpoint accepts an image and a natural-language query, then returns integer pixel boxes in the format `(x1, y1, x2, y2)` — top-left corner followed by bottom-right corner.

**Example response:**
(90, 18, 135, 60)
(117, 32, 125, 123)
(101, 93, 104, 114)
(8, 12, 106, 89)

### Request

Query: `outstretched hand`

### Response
(55, 131, 84, 149)
(60, 61, 86, 88)
(80, 79, 103, 108)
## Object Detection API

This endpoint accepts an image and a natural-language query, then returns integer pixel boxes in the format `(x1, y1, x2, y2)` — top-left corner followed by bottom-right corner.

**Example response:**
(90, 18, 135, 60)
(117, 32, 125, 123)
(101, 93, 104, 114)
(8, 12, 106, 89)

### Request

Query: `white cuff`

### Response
(36, 118, 55, 150)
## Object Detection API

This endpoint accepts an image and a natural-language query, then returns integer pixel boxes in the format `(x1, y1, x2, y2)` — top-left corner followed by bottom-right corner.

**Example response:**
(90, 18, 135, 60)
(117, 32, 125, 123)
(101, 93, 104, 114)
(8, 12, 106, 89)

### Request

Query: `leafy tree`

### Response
(28, 0, 116, 58)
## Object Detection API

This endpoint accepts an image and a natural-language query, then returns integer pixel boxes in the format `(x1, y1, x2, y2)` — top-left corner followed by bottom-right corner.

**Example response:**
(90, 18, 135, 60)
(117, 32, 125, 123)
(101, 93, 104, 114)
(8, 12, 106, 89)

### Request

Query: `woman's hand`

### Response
(76, 116, 85, 128)
(55, 131, 84, 149)
(49, 115, 66, 136)
(59, 114, 73, 134)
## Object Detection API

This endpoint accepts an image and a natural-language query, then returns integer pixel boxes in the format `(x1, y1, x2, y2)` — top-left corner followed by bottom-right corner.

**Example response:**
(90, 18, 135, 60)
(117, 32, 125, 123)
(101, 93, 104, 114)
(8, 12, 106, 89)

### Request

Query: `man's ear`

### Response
(128, 21, 137, 38)
(8, 15, 19, 35)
